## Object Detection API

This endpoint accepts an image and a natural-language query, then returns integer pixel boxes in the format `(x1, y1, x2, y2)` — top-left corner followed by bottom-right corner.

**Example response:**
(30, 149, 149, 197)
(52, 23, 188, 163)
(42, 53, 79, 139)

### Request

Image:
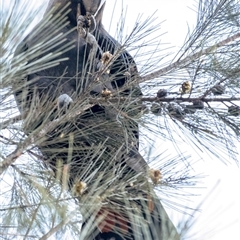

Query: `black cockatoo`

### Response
(13, 0, 180, 239)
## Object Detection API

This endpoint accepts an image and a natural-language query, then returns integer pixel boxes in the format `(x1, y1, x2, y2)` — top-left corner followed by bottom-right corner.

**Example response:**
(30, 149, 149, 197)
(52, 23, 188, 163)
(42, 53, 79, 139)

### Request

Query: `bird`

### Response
(13, 1, 179, 239)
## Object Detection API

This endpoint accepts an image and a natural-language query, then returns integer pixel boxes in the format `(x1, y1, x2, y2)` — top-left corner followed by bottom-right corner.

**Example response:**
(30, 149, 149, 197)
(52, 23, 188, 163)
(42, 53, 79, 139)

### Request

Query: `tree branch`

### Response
(39, 214, 73, 240)
(0, 114, 23, 129)
(0, 147, 25, 175)
(88, 96, 240, 104)
(140, 32, 240, 82)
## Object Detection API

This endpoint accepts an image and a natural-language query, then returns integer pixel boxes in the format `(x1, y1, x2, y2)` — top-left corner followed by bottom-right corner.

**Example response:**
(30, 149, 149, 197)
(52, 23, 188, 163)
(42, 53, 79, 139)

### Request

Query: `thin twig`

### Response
(0, 114, 23, 129)
(88, 96, 240, 104)
(140, 32, 240, 82)
(39, 214, 73, 240)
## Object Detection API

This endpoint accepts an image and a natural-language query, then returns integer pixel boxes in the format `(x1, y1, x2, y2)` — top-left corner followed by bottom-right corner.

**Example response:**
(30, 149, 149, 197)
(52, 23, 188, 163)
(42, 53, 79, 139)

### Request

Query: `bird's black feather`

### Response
(13, 1, 179, 239)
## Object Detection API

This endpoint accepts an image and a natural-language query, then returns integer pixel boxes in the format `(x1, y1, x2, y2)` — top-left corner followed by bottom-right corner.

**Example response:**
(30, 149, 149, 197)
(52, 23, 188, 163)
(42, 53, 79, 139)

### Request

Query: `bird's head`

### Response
(46, 0, 106, 26)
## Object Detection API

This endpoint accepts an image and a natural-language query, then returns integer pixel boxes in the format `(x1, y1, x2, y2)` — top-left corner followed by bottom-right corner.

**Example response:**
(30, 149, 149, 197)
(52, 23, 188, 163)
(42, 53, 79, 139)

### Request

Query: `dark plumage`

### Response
(13, 1, 179, 239)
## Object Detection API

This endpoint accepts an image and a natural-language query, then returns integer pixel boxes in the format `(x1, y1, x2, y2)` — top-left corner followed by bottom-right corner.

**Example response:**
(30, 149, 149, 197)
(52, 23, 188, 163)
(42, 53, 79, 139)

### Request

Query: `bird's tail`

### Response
(82, 185, 180, 240)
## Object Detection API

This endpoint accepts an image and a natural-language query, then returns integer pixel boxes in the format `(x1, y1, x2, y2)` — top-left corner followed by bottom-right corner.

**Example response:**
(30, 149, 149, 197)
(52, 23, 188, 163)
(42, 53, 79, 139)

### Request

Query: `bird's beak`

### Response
(81, 0, 106, 15)
(81, 0, 106, 20)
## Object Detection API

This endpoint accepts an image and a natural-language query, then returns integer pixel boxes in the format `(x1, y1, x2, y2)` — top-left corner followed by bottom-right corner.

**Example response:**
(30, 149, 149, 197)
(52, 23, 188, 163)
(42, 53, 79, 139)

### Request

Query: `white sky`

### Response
(2, 0, 240, 239)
